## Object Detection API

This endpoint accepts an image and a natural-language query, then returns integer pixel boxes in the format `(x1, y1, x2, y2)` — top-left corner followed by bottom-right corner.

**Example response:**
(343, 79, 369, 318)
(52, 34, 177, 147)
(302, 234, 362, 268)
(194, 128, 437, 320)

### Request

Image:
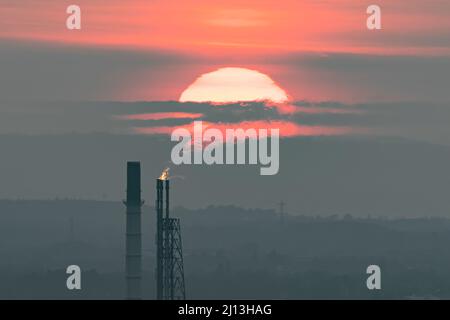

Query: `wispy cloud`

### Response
(113, 100, 367, 138)
(115, 112, 204, 121)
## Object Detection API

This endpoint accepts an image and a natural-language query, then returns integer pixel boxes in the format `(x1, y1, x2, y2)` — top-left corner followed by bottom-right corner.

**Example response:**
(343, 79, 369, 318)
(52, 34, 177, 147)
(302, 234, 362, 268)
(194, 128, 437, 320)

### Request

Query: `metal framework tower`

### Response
(156, 176, 186, 300)
(162, 217, 186, 300)
(124, 162, 144, 300)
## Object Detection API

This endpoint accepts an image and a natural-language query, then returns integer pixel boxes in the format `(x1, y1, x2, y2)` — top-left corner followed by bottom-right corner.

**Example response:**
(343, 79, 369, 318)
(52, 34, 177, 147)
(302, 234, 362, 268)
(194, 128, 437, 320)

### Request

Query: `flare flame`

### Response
(159, 167, 170, 180)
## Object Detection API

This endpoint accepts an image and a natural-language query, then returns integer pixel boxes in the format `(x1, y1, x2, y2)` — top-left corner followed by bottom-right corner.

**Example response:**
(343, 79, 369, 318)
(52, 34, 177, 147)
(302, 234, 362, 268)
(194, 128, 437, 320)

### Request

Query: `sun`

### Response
(179, 67, 289, 103)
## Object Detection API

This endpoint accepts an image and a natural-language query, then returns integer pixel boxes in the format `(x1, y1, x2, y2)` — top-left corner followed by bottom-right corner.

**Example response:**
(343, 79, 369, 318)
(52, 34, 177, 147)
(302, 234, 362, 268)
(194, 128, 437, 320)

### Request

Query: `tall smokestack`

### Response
(125, 162, 143, 300)
(165, 179, 170, 219)
(155, 168, 186, 300)
(156, 178, 164, 300)
(165, 179, 174, 299)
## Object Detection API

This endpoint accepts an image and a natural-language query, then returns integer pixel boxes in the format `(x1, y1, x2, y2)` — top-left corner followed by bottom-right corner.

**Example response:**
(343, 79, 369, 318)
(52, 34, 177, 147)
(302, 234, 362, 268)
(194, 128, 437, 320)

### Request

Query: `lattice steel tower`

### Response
(156, 172, 186, 300)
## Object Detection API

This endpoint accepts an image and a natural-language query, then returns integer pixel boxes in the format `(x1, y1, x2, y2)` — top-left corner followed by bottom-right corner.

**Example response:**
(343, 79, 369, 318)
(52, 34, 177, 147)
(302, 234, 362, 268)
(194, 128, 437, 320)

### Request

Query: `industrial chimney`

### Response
(156, 168, 186, 300)
(124, 161, 143, 300)
(156, 178, 164, 300)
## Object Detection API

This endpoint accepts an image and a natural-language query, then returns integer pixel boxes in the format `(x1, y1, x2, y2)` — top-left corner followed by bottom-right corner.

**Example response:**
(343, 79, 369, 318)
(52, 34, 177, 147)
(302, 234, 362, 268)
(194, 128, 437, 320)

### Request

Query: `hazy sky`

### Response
(1, 1, 450, 208)
(1, 0, 449, 103)
(1, 0, 449, 100)
(1, 1, 449, 141)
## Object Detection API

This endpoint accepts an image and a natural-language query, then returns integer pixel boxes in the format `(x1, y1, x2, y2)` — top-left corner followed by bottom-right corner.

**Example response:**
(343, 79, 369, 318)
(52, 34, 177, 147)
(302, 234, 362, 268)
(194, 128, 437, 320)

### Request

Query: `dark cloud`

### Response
(2, 39, 450, 103)
(0, 40, 197, 101)
(268, 52, 450, 103)
(2, 99, 450, 146)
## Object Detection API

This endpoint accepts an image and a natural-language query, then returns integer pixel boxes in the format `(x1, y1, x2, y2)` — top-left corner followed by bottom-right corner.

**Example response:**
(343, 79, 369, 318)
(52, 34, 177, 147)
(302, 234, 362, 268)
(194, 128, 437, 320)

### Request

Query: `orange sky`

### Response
(2, 0, 450, 55)
(1, 1, 450, 104)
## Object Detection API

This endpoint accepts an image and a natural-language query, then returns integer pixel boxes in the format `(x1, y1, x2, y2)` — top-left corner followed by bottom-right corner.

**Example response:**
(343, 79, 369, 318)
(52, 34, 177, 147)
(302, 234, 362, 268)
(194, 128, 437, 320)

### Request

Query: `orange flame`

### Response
(159, 167, 170, 180)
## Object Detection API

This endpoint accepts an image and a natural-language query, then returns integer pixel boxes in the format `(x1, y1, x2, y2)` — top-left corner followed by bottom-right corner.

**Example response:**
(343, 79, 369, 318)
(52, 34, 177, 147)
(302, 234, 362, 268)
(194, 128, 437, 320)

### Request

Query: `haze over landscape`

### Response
(1, 0, 450, 299)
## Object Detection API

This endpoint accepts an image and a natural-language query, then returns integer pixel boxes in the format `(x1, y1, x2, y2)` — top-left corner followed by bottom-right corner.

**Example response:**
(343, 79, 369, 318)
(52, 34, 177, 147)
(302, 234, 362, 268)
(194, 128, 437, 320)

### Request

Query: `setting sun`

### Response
(179, 67, 289, 103)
